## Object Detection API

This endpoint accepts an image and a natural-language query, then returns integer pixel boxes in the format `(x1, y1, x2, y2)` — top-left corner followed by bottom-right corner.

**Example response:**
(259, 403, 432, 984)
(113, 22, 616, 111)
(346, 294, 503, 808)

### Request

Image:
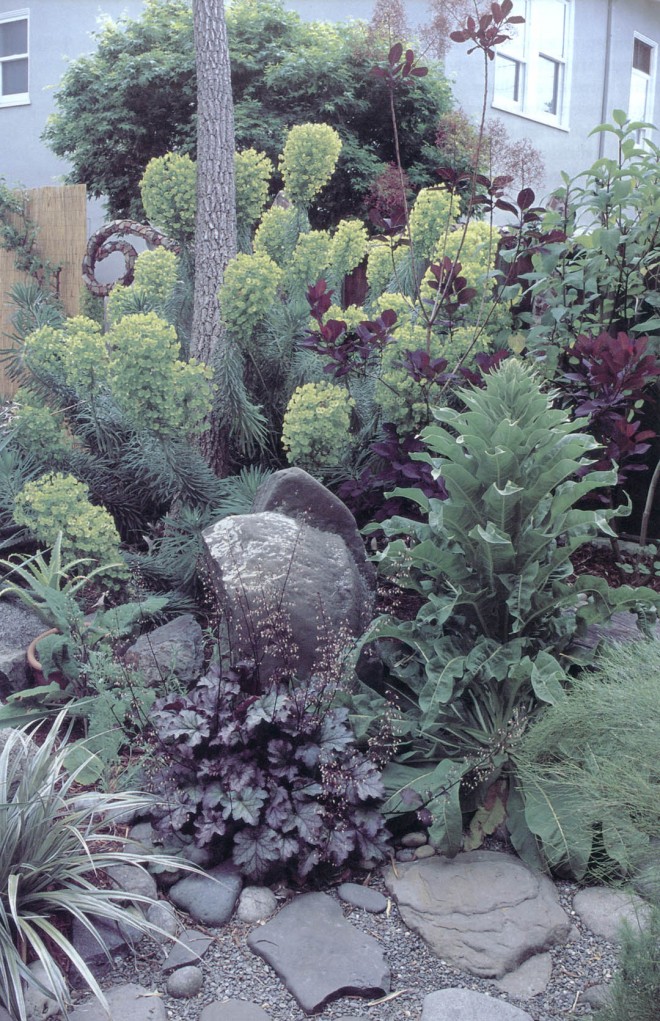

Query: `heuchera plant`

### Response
(151, 664, 390, 882)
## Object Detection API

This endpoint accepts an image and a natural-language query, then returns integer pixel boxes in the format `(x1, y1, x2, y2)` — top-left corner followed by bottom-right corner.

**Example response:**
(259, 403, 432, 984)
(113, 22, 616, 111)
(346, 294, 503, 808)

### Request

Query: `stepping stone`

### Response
(169, 862, 242, 925)
(494, 952, 553, 998)
(385, 851, 571, 979)
(573, 887, 652, 942)
(67, 983, 166, 1021)
(200, 1002, 272, 1021)
(421, 989, 533, 1020)
(162, 928, 213, 972)
(247, 892, 390, 1013)
(337, 883, 387, 913)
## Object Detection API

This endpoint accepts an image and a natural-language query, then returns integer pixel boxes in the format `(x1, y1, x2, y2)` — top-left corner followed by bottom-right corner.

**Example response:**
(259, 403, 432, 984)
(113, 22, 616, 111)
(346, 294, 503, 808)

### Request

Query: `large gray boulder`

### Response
(123, 614, 204, 687)
(385, 851, 571, 979)
(203, 472, 374, 682)
(0, 598, 47, 696)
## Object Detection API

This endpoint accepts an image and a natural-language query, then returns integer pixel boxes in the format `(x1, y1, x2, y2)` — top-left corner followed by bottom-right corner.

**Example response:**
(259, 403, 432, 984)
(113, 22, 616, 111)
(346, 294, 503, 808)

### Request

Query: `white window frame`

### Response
(0, 7, 29, 108)
(492, 0, 573, 131)
(629, 32, 657, 141)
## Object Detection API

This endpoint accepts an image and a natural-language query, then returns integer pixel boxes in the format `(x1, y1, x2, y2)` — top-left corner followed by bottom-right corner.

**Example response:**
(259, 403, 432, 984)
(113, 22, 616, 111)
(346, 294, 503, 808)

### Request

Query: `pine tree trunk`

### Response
(191, 0, 237, 473)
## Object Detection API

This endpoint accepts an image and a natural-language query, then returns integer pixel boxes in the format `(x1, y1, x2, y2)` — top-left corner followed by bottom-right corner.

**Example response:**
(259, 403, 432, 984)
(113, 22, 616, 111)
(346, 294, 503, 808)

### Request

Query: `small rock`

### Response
(25, 961, 62, 1020)
(396, 849, 415, 862)
(166, 965, 204, 998)
(401, 831, 428, 848)
(67, 983, 167, 1021)
(337, 883, 387, 914)
(0, 598, 46, 697)
(573, 887, 652, 942)
(414, 844, 436, 859)
(494, 952, 552, 998)
(421, 988, 533, 1021)
(581, 983, 612, 1010)
(146, 900, 179, 941)
(237, 886, 278, 923)
(105, 862, 158, 901)
(71, 917, 134, 982)
(169, 862, 242, 926)
(162, 928, 213, 973)
(200, 1001, 272, 1021)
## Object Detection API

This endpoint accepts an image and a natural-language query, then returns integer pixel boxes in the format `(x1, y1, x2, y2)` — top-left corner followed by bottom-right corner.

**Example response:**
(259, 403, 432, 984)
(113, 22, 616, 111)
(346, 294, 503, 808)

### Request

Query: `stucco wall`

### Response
(0, 0, 145, 234)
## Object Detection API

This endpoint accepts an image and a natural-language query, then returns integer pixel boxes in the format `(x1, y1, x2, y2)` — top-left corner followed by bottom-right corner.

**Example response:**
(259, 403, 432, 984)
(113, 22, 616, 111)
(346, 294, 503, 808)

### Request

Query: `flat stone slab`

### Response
(337, 882, 387, 913)
(573, 887, 652, 942)
(68, 983, 166, 1021)
(168, 862, 242, 925)
(494, 952, 553, 998)
(162, 928, 213, 973)
(384, 851, 571, 979)
(421, 989, 533, 1021)
(247, 892, 390, 1013)
(200, 1002, 272, 1021)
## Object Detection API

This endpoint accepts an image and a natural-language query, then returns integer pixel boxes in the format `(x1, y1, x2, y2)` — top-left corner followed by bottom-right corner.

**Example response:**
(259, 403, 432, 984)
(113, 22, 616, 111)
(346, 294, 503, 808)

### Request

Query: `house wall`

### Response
(0, 0, 145, 235)
(2, 1, 660, 219)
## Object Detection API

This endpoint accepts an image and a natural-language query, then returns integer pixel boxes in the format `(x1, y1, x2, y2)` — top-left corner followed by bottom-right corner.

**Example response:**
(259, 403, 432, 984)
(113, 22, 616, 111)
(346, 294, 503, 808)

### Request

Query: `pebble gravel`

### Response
(69, 874, 619, 1021)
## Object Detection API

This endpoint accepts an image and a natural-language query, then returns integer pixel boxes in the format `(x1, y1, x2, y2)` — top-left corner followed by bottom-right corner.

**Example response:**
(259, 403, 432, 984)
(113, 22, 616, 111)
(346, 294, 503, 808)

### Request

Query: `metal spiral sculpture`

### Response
(82, 219, 181, 297)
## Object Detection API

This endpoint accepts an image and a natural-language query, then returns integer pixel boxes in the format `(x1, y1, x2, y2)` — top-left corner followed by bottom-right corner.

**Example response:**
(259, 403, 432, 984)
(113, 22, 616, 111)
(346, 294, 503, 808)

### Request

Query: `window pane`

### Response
(630, 70, 649, 121)
(496, 55, 521, 103)
(533, 55, 559, 114)
(0, 19, 27, 59)
(633, 38, 652, 75)
(535, 0, 566, 58)
(2, 57, 27, 95)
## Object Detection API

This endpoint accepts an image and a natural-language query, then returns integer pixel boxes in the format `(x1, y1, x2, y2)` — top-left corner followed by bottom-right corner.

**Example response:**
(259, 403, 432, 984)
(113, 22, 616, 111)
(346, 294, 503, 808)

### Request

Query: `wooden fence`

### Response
(0, 184, 87, 399)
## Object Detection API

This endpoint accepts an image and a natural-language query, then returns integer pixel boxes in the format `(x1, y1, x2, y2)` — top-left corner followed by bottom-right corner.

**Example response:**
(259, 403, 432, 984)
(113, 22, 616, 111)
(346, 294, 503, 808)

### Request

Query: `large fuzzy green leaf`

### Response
(522, 777, 594, 879)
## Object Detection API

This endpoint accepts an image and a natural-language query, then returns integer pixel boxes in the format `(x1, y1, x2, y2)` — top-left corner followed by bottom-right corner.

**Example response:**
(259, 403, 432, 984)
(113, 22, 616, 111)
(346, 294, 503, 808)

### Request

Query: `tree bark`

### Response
(191, 0, 237, 472)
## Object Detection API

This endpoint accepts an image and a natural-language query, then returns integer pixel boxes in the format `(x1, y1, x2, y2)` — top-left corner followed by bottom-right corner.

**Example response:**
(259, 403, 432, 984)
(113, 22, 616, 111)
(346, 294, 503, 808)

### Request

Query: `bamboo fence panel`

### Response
(0, 184, 87, 399)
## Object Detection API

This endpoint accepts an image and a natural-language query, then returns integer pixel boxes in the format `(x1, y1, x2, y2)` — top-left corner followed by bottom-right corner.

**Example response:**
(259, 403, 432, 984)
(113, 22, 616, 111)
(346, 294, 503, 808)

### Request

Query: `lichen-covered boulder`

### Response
(202, 495, 374, 683)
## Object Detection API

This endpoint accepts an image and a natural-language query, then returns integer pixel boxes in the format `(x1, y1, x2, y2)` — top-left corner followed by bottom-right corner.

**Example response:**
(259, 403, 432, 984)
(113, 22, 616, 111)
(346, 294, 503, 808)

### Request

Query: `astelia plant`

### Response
(151, 664, 390, 882)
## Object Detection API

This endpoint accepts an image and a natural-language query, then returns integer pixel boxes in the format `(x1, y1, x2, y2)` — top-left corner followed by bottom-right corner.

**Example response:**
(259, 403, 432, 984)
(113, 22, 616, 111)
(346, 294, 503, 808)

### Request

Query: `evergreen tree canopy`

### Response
(43, 0, 455, 226)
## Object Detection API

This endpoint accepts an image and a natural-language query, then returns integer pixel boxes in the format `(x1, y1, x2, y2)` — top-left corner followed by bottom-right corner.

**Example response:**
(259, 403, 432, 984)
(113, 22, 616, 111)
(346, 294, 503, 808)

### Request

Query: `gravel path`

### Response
(71, 874, 618, 1020)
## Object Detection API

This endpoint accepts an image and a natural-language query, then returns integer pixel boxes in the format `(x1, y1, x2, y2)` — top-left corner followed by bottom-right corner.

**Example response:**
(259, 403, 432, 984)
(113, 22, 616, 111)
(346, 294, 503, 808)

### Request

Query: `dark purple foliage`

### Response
(151, 666, 390, 882)
(304, 280, 397, 378)
(450, 1, 525, 61)
(559, 331, 660, 483)
(338, 423, 448, 526)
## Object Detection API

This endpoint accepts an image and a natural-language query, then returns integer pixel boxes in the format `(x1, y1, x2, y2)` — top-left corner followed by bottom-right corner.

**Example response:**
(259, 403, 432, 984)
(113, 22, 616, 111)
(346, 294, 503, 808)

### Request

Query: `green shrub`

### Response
(594, 904, 660, 1021)
(13, 473, 128, 591)
(108, 311, 212, 437)
(11, 389, 73, 464)
(235, 147, 275, 232)
(279, 123, 342, 208)
(515, 640, 660, 882)
(219, 250, 283, 336)
(281, 382, 354, 468)
(349, 359, 660, 855)
(139, 151, 196, 241)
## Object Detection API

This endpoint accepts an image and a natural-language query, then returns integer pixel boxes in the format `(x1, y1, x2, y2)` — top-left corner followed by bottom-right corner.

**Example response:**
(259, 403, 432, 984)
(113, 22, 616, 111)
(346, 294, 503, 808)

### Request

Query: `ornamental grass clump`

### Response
(0, 716, 190, 1021)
